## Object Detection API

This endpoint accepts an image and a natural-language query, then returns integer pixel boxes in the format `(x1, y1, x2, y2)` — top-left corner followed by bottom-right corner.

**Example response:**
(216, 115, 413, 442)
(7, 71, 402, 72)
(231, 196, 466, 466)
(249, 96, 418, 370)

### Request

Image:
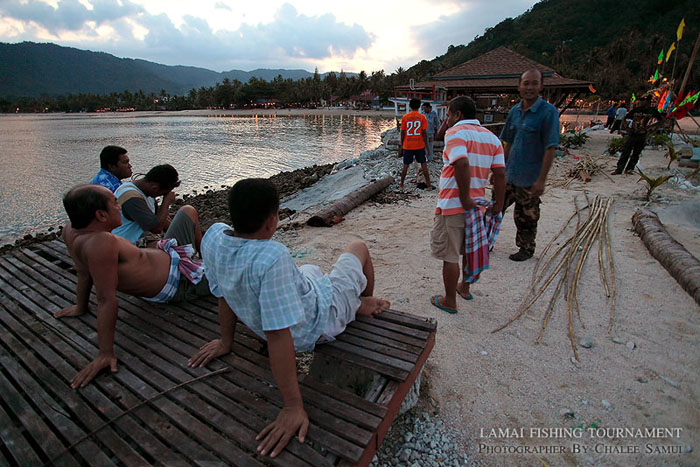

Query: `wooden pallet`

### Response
(0, 240, 436, 466)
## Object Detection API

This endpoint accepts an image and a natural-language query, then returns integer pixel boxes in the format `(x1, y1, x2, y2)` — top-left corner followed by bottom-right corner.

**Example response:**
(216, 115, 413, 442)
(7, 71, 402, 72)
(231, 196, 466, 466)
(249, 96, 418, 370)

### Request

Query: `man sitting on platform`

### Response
(112, 164, 203, 252)
(188, 178, 390, 458)
(90, 145, 133, 192)
(55, 184, 210, 388)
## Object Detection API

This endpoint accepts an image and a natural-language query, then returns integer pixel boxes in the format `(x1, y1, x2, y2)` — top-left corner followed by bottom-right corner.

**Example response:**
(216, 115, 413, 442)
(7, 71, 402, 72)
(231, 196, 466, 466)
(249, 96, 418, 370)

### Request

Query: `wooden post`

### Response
(678, 31, 700, 99)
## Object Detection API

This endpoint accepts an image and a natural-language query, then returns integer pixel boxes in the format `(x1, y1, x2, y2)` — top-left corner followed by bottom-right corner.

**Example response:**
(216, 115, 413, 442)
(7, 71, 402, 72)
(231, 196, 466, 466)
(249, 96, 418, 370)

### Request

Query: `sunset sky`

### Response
(0, 0, 537, 73)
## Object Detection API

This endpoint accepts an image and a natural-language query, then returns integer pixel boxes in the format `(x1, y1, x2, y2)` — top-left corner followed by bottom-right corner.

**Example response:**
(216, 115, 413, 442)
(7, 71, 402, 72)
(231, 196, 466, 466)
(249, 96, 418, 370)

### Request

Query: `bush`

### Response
(607, 137, 625, 155)
(559, 131, 589, 149)
(647, 132, 670, 148)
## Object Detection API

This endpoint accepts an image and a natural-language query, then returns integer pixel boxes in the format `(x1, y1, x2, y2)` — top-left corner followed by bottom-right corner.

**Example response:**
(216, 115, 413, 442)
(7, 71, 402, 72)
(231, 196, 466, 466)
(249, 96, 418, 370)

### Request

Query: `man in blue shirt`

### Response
(90, 145, 132, 192)
(499, 69, 559, 261)
(605, 103, 617, 129)
(421, 102, 441, 161)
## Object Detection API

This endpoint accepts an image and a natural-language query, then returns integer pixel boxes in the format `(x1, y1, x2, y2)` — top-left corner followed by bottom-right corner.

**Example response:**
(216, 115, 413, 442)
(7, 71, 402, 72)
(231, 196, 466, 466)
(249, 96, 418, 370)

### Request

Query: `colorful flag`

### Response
(657, 49, 664, 64)
(588, 84, 597, 93)
(677, 18, 685, 41)
(653, 69, 659, 81)
(631, 93, 636, 103)
(666, 42, 676, 62)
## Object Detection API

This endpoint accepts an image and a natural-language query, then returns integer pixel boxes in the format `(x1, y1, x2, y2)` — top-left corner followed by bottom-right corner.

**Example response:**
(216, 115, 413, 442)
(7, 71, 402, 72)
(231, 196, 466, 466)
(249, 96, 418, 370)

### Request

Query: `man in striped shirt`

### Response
(430, 97, 506, 313)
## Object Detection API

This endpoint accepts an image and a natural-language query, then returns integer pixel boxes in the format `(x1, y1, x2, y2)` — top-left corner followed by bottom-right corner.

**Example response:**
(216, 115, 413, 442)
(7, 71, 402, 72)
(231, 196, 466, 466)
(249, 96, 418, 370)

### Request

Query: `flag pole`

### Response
(678, 32, 700, 99)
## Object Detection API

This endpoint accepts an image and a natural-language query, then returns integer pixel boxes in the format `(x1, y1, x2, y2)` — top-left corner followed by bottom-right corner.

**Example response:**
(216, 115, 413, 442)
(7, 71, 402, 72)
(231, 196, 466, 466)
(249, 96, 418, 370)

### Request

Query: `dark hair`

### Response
(228, 178, 279, 234)
(145, 164, 180, 190)
(422, 102, 431, 109)
(448, 96, 477, 120)
(100, 145, 127, 169)
(409, 98, 421, 110)
(63, 185, 111, 229)
(519, 68, 544, 85)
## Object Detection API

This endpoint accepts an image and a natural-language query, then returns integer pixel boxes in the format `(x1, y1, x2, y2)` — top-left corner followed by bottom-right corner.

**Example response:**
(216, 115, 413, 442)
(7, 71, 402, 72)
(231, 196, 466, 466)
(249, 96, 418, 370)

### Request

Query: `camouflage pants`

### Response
(501, 183, 541, 254)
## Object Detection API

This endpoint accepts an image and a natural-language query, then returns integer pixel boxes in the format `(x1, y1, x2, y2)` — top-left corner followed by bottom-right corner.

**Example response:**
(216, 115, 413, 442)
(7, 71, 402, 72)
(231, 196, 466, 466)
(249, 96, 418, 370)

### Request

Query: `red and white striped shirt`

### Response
(436, 119, 505, 215)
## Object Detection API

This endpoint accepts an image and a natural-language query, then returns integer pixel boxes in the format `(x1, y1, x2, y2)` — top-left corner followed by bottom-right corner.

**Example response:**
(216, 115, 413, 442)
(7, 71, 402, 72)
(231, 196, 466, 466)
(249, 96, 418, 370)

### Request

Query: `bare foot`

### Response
(357, 297, 391, 316)
(456, 283, 472, 300)
(54, 305, 85, 318)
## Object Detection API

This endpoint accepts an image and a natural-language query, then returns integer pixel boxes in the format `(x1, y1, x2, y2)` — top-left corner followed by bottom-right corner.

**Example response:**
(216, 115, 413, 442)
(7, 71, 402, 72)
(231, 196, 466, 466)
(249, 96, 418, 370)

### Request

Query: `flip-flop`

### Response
(430, 295, 457, 314)
(457, 290, 473, 300)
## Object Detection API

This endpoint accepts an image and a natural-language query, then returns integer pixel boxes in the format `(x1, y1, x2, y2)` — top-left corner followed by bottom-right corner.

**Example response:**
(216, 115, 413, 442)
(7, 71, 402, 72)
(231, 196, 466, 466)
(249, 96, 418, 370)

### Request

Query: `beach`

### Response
(266, 124, 699, 465)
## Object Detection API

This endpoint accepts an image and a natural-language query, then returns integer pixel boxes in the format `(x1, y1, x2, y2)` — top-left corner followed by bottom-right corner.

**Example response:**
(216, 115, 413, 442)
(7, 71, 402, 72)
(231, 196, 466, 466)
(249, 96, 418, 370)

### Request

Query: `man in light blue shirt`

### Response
(421, 102, 441, 161)
(189, 178, 390, 459)
(499, 68, 559, 261)
(90, 145, 132, 192)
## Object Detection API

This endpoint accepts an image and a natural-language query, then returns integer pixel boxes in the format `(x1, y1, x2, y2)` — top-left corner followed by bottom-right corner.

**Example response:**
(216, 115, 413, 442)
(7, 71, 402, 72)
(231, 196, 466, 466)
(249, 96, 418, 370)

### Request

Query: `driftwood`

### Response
(632, 209, 700, 305)
(307, 176, 394, 227)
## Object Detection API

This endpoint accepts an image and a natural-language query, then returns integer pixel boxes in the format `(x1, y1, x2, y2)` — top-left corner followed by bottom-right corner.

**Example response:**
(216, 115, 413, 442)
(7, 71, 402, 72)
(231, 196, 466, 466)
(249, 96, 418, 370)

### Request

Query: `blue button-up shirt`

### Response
(201, 223, 333, 351)
(90, 168, 123, 192)
(500, 97, 559, 187)
(421, 109, 441, 137)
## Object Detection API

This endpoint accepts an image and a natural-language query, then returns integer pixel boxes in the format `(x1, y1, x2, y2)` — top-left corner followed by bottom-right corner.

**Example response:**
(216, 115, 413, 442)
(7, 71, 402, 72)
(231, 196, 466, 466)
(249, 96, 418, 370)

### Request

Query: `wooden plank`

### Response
(300, 375, 387, 419)
(314, 345, 408, 381)
(0, 266, 268, 467)
(0, 296, 190, 465)
(334, 333, 419, 363)
(346, 320, 427, 348)
(0, 399, 44, 466)
(354, 315, 430, 340)
(376, 309, 437, 332)
(343, 326, 423, 355)
(0, 282, 225, 465)
(325, 340, 414, 373)
(0, 312, 151, 465)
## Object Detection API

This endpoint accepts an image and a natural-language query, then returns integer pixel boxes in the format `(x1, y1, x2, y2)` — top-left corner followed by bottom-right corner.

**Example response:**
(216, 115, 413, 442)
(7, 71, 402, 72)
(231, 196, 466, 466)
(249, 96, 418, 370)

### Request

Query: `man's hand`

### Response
(163, 190, 176, 206)
(256, 406, 309, 457)
(529, 179, 545, 199)
(463, 197, 477, 210)
(188, 339, 232, 368)
(489, 203, 503, 216)
(71, 352, 118, 389)
(398, 147, 403, 157)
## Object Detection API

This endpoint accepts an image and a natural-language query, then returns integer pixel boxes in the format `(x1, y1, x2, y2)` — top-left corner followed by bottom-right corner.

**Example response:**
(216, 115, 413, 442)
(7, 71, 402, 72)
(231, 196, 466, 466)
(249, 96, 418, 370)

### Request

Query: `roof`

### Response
(396, 46, 591, 92)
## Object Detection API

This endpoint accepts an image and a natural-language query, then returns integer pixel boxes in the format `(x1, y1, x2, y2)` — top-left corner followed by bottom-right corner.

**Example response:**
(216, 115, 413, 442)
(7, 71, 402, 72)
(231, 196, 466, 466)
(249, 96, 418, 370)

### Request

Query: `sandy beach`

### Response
(271, 126, 699, 465)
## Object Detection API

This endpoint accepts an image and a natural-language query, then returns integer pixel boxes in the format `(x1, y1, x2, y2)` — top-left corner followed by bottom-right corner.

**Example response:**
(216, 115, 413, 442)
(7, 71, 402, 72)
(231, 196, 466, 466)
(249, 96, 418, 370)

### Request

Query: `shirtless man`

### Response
(55, 184, 209, 388)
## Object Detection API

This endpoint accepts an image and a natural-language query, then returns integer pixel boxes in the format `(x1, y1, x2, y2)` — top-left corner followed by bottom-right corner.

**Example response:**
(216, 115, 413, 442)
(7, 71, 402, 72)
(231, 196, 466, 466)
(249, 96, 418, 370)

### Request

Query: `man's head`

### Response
(518, 68, 544, 102)
(409, 98, 421, 110)
(63, 184, 121, 230)
(228, 178, 279, 237)
(100, 145, 132, 180)
(142, 164, 181, 196)
(422, 102, 432, 113)
(446, 96, 476, 127)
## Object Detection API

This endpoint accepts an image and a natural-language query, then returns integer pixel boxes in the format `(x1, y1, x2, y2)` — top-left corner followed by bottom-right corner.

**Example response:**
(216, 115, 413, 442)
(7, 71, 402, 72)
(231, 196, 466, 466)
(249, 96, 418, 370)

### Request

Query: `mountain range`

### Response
(0, 41, 347, 97)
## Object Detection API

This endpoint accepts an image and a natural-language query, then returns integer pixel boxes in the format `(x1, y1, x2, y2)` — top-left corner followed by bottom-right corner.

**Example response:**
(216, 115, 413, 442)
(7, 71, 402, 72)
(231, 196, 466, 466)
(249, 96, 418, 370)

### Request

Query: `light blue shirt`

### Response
(421, 109, 440, 136)
(201, 223, 333, 351)
(500, 97, 559, 187)
(90, 168, 122, 192)
(112, 182, 155, 244)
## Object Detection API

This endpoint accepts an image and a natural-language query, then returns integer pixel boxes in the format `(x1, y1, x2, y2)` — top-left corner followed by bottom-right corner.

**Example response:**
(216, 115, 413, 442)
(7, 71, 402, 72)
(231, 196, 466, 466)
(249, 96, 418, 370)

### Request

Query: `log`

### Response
(307, 176, 394, 227)
(632, 209, 700, 305)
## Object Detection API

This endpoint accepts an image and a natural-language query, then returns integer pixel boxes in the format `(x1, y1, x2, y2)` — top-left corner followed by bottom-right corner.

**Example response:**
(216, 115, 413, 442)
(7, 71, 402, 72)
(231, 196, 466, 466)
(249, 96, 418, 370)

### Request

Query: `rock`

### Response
(398, 449, 411, 463)
(601, 400, 612, 410)
(559, 408, 575, 418)
(579, 336, 594, 348)
(480, 351, 488, 356)
(685, 445, 692, 453)
(611, 337, 626, 344)
(410, 450, 420, 461)
(626, 341, 636, 349)
(637, 377, 648, 383)
(582, 399, 589, 405)
(404, 432, 413, 443)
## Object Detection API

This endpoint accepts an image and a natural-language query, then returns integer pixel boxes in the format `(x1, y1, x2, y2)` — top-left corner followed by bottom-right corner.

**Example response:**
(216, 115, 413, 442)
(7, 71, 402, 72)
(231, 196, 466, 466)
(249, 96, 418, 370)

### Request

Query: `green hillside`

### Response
(411, 0, 700, 97)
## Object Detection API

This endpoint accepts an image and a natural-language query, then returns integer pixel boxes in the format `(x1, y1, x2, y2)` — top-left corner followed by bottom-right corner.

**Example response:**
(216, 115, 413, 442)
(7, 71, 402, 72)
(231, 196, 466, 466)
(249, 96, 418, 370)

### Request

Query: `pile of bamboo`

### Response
(554, 155, 613, 188)
(492, 195, 616, 361)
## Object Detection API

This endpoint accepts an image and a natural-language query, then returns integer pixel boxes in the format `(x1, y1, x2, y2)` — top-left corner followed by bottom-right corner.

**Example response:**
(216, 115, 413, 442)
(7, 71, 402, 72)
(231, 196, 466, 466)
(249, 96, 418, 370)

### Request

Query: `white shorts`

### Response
(314, 253, 367, 343)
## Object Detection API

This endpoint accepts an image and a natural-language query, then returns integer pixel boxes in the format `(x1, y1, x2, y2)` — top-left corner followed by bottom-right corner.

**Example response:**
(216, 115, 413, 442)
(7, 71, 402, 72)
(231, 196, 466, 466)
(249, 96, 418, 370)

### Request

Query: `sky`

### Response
(0, 0, 537, 73)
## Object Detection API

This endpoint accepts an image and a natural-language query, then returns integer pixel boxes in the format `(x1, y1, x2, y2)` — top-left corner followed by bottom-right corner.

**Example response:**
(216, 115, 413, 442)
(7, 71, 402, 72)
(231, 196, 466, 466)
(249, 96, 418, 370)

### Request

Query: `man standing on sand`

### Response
(609, 102, 627, 134)
(430, 96, 505, 313)
(499, 68, 559, 262)
(188, 178, 390, 458)
(605, 102, 617, 129)
(55, 185, 210, 388)
(613, 96, 662, 175)
(399, 98, 433, 190)
(90, 145, 132, 192)
(421, 102, 441, 162)
(113, 164, 203, 252)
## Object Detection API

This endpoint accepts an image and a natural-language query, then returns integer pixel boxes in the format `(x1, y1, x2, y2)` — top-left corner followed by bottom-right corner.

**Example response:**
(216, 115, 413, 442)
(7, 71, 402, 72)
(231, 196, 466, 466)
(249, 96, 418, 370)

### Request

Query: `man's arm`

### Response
(490, 167, 506, 213)
(502, 142, 511, 162)
(399, 129, 405, 156)
(55, 229, 93, 318)
(188, 297, 238, 367)
(530, 147, 555, 199)
(453, 158, 476, 210)
(152, 191, 176, 233)
(256, 328, 309, 457)
(70, 234, 120, 388)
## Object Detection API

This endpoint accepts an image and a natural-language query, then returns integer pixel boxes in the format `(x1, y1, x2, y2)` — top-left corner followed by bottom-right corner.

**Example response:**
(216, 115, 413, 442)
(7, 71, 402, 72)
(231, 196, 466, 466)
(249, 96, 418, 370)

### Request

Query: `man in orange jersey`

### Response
(399, 98, 433, 190)
(430, 96, 505, 313)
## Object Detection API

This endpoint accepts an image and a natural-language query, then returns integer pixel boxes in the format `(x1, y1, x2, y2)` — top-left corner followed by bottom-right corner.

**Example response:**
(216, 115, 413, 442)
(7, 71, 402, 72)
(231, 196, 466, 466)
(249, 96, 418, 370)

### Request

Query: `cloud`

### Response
(214, 2, 232, 11)
(414, 0, 533, 59)
(0, 0, 143, 34)
(0, 1, 374, 71)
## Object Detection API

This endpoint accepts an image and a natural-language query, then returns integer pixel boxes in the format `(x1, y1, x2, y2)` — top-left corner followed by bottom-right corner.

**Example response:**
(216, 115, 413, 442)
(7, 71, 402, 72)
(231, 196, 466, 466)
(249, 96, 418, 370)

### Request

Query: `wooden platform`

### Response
(0, 240, 436, 466)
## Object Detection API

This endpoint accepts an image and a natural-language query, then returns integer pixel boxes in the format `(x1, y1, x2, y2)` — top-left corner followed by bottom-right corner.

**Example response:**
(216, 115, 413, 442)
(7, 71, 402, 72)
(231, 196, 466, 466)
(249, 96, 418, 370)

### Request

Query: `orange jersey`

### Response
(401, 111, 428, 150)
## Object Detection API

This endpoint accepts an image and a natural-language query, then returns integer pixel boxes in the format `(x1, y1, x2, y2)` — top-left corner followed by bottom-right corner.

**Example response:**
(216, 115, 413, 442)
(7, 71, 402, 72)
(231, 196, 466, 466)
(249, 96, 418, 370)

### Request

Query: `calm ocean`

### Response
(0, 111, 394, 244)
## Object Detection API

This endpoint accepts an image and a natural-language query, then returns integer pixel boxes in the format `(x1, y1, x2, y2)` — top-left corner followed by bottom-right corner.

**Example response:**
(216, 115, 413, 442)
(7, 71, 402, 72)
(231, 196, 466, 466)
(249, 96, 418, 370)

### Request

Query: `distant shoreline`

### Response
(1, 108, 398, 118)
